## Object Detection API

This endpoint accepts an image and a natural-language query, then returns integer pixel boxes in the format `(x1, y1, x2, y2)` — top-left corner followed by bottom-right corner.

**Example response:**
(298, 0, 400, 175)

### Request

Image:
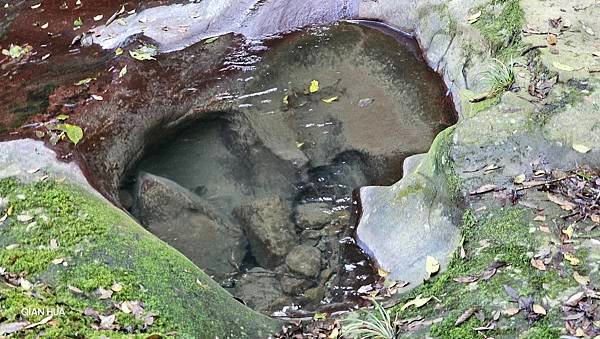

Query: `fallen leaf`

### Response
(455, 308, 476, 326)
(31, 4, 41, 9)
(55, 124, 84, 145)
(119, 65, 127, 78)
(68, 285, 83, 294)
(115, 47, 123, 56)
(547, 33, 557, 45)
(553, 61, 575, 72)
(592, 214, 600, 223)
(282, 95, 289, 105)
(204, 36, 219, 44)
(400, 295, 432, 310)
(565, 291, 585, 306)
(74, 17, 83, 27)
(513, 174, 526, 184)
(547, 193, 576, 210)
(572, 143, 591, 153)
(504, 307, 520, 316)
(531, 258, 546, 271)
(562, 224, 574, 238)
(97, 287, 113, 299)
(573, 272, 589, 285)
(75, 77, 95, 86)
(129, 44, 158, 61)
(41, 22, 49, 29)
(453, 275, 479, 284)
(426, 256, 440, 275)
(539, 225, 550, 233)
(111, 282, 123, 292)
(328, 327, 339, 339)
(91, 94, 104, 101)
(309, 80, 319, 93)
(0, 322, 28, 335)
(533, 215, 546, 222)
(51, 258, 64, 265)
(322, 96, 338, 104)
(20, 279, 33, 290)
(469, 184, 499, 195)
(564, 253, 580, 266)
(377, 267, 390, 278)
(467, 11, 481, 24)
(93, 15, 104, 21)
(532, 304, 546, 315)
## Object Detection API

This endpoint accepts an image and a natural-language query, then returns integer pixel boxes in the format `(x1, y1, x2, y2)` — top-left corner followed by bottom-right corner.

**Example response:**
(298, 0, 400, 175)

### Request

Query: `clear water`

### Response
(128, 22, 455, 316)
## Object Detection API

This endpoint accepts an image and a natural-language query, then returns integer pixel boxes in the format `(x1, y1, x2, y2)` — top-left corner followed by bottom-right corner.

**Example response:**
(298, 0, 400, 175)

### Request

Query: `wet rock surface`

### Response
(124, 22, 455, 315)
(133, 172, 247, 279)
(236, 197, 298, 268)
(285, 245, 322, 278)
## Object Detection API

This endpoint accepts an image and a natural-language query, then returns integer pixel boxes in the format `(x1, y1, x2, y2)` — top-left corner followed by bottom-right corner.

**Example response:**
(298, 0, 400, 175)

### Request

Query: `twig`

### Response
(515, 175, 575, 192)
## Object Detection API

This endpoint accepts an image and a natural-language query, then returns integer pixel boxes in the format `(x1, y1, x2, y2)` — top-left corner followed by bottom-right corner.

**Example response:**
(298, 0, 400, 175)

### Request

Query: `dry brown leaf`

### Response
(532, 304, 546, 315)
(531, 258, 546, 271)
(547, 33, 558, 45)
(504, 307, 520, 316)
(400, 295, 432, 311)
(454, 275, 479, 284)
(470, 184, 499, 195)
(573, 272, 589, 285)
(547, 193, 576, 210)
(565, 291, 585, 306)
(455, 308, 476, 326)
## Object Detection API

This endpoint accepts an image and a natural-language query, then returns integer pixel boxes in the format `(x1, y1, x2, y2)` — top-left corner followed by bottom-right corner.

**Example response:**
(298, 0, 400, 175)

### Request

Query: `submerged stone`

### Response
(134, 172, 247, 279)
(285, 244, 322, 278)
(236, 197, 298, 268)
(294, 202, 333, 230)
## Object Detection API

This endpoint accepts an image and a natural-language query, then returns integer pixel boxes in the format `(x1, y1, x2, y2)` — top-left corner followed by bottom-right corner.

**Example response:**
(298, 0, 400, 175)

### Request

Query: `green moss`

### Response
(0, 178, 279, 337)
(473, 0, 524, 59)
(389, 208, 575, 337)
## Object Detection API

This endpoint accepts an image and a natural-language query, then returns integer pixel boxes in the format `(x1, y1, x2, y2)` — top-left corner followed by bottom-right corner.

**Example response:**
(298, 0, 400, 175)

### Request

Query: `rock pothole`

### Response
(121, 22, 456, 316)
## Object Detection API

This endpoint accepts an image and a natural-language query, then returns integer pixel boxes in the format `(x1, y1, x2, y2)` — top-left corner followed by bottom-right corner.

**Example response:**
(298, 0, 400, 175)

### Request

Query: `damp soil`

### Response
(122, 21, 456, 317)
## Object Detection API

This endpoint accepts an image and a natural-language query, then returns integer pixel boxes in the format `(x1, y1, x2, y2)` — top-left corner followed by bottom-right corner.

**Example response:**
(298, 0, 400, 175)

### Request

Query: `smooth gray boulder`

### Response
(134, 172, 247, 279)
(236, 197, 297, 268)
(356, 148, 460, 288)
(285, 244, 322, 278)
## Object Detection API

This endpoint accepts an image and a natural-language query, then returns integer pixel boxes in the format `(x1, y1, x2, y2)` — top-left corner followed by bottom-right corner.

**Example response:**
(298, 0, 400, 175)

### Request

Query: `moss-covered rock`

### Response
(0, 177, 280, 338)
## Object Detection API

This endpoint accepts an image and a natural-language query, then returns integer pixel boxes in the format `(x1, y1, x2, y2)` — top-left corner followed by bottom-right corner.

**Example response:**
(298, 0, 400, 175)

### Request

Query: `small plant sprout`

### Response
(484, 58, 515, 96)
(341, 299, 399, 339)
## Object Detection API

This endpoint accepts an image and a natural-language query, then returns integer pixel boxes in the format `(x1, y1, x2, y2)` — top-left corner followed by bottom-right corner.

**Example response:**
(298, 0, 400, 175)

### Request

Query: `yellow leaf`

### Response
(115, 47, 123, 56)
(553, 61, 575, 71)
(562, 224, 574, 239)
(426, 256, 440, 274)
(309, 80, 319, 93)
(573, 272, 590, 285)
(313, 312, 327, 320)
(564, 253, 580, 266)
(119, 65, 127, 78)
(513, 174, 526, 184)
(572, 143, 591, 153)
(377, 267, 390, 277)
(400, 294, 432, 310)
(532, 304, 546, 315)
(282, 95, 289, 105)
(322, 96, 338, 104)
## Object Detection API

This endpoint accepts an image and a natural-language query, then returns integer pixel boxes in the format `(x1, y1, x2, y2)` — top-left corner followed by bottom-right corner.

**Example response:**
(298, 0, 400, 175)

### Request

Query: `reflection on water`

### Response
(127, 22, 455, 316)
